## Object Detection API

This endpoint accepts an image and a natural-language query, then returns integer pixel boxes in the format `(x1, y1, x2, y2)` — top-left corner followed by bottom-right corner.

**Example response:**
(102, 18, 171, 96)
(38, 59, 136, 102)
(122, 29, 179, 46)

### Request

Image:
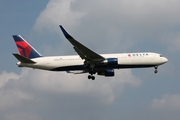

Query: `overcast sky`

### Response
(0, 0, 180, 120)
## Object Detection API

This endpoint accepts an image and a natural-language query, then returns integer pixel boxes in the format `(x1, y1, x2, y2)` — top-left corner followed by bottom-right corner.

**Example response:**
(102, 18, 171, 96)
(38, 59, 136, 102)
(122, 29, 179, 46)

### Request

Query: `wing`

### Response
(59, 25, 105, 63)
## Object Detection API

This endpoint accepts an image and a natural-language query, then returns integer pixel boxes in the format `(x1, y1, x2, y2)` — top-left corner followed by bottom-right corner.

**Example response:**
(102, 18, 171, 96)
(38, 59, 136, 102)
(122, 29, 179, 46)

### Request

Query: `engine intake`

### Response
(97, 69, 114, 77)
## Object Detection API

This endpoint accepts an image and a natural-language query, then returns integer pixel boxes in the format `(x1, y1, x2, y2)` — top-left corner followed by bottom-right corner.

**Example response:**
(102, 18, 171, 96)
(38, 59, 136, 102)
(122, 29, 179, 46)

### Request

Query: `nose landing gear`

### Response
(154, 66, 158, 73)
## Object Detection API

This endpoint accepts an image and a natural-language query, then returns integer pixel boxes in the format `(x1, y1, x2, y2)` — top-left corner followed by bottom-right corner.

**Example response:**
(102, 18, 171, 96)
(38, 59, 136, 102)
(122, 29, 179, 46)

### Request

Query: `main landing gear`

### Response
(154, 66, 158, 73)
(88, 75, 95, 80)
(88, 69, 96, 80)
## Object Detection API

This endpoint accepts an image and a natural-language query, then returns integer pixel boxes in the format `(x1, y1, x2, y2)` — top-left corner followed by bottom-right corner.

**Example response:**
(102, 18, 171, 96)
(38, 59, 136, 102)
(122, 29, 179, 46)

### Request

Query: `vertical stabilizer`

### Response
(13, 35, 42, 59)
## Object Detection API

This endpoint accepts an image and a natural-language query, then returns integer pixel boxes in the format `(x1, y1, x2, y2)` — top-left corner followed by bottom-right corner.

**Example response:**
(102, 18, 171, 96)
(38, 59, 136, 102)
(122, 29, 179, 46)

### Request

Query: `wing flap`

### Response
(66, 70, 88, 74)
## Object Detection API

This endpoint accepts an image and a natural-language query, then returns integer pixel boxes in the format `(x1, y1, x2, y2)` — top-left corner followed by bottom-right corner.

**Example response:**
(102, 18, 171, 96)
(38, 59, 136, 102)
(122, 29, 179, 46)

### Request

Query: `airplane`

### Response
(12, 25, 168, 80)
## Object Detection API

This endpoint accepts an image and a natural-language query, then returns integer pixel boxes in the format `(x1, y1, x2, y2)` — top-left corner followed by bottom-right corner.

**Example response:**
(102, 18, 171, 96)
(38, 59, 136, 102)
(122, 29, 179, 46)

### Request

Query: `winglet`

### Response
(59, 25, 73, 39)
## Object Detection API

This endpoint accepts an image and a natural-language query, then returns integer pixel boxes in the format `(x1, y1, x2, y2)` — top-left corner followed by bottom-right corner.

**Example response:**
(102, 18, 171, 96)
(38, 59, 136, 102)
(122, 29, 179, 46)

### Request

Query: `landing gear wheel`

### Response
(87, 75, 95, 80)
(92, 76, 95, 80)
(154, 69, 158, 73)
(154, 66, 158, 74)
(88, 75, 91, 79)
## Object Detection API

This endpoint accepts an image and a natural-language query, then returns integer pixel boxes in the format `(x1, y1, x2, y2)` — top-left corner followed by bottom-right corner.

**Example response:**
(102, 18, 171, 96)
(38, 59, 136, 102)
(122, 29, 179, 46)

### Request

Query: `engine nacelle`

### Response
(102, 58, 118, 66)
(97, 69, 114, 77)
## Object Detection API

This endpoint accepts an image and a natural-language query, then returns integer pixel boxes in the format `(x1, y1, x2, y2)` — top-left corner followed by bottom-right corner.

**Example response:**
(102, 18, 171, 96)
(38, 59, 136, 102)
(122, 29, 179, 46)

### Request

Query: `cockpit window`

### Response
(160, 55, 163, 57)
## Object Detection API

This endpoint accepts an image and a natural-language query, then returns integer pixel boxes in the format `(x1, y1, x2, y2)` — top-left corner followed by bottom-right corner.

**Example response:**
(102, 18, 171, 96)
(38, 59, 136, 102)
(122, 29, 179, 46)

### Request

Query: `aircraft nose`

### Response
(163, 57, 168, 63)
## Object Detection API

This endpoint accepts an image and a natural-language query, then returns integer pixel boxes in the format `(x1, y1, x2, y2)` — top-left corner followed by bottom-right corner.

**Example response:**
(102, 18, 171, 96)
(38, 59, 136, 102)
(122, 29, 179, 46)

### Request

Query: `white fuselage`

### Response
(17, 52, 168, 71)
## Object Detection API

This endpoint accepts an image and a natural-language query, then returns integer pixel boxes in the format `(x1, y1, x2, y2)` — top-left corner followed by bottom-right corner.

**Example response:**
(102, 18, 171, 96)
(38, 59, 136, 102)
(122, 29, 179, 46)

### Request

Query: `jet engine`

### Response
(102, 58, 118, 66)
(97, 69, 114, 77)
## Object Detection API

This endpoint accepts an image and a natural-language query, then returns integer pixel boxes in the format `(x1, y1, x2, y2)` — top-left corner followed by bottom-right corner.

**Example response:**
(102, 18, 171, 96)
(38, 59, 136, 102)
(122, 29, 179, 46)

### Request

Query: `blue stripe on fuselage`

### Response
(51, 65, 85, 71)
(50, 64, 156, 71)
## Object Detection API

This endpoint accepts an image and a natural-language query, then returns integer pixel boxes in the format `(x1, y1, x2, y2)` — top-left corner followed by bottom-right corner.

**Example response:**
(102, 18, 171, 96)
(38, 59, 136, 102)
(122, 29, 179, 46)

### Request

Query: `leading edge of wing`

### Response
(59, 25, 105, 62)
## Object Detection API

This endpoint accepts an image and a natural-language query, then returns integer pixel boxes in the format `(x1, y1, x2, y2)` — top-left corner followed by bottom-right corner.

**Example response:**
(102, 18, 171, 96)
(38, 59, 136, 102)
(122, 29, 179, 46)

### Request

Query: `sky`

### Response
(0, 0, 180, 120)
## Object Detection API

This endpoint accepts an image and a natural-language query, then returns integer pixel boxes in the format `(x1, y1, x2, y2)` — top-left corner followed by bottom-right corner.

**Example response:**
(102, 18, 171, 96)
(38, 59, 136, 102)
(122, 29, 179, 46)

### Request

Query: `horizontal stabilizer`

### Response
(13, 53, 36, 63)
